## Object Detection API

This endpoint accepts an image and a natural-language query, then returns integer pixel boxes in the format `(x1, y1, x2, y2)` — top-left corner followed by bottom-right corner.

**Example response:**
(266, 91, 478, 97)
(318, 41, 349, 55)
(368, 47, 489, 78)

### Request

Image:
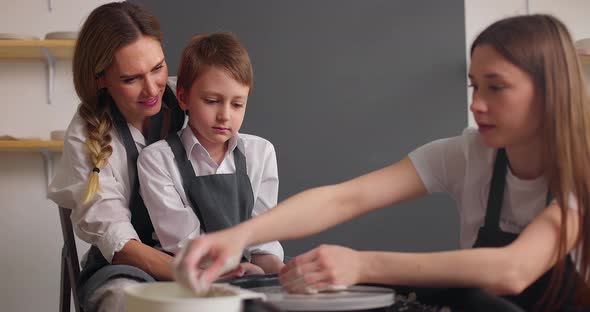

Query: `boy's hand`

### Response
(172, 231, 245, 292)
(251, 254, 285, 274)
(240, 262, 265, 275)
(215, 262, 264, 280)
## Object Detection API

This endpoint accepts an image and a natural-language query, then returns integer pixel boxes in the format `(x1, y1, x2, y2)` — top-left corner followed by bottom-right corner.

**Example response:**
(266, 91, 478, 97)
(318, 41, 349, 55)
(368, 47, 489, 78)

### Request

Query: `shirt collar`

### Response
(126, 123, 146, 148)
(179, 126, 239, 159)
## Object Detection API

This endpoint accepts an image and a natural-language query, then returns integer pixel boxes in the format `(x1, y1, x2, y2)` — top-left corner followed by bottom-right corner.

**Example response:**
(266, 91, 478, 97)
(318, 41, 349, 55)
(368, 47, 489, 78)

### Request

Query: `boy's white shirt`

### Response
(137, 126, 284, 260)
(409, 127, 578, 249)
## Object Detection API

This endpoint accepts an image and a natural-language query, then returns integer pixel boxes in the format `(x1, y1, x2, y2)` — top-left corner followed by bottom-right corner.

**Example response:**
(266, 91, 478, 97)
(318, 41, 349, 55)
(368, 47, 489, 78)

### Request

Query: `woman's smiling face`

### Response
(99, 35, 168, 129)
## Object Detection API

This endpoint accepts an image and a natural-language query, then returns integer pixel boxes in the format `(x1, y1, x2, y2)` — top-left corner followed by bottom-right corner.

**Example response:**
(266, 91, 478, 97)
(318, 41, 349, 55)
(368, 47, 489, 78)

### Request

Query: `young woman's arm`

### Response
(245, 141, 285, 272)
(280, 201, 580, 295)
(174, 157, 428, 290)
(241, 157, 427, 245)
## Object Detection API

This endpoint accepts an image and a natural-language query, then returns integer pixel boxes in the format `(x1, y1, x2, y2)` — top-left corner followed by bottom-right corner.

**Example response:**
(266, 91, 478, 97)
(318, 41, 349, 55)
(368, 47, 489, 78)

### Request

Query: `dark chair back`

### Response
(58, 206, 82, 312)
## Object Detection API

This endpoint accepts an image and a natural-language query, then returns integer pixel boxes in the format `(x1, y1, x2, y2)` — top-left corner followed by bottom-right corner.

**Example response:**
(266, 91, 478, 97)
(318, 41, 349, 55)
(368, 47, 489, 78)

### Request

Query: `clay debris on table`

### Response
(192, 285, 237, 298)
(390, 292, 452, 312)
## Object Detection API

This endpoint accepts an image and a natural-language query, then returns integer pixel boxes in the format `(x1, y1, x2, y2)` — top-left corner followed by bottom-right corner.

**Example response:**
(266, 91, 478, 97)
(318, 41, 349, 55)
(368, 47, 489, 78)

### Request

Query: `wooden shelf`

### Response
(0, 40, 75, 59)
(0, 140, 63, 152)
(0, 39, 76, 104)
(0, 139, 64, 186)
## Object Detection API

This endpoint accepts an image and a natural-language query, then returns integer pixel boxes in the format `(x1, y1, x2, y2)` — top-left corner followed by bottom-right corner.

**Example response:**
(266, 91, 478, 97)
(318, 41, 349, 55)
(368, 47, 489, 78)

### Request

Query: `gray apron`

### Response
(165, 132, 254, 235)
(77, 86, 185, 311)
(473, 148, 581, 311)
(386, 149, 586, 312)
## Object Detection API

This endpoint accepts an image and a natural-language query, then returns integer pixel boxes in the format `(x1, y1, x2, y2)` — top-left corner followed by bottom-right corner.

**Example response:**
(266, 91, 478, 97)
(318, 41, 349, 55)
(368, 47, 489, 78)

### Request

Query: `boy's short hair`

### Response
(177, 32, 253, 93)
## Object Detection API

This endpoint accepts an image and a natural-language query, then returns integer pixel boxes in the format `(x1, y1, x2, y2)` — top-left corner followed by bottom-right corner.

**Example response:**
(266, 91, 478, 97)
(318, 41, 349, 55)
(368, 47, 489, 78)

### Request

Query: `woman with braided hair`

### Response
(48, 2, 184, 312)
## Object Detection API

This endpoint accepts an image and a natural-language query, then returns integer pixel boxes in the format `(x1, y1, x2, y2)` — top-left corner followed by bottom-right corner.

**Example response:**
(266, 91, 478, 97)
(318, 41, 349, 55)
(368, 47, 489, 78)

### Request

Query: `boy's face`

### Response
(178, 65, 250, 152)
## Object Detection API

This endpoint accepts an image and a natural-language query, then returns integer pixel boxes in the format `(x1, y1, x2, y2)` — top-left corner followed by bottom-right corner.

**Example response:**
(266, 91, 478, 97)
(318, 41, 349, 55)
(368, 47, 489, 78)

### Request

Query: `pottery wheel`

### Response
(249, 285, 394, 311)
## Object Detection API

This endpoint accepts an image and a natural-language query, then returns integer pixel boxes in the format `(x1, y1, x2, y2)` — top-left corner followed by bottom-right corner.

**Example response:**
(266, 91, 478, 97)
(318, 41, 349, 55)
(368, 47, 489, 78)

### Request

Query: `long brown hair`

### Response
(471, 14, 589, 310)
(176, 32, 254, 94)
(73, 2, 162, 203)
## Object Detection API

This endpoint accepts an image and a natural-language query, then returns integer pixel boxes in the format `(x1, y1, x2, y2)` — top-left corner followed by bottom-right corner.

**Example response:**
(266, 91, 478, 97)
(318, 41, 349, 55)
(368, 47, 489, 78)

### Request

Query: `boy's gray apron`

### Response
(473, 148, 581, 310)
(165, 132, 254, 236)
(77, 86, 185, 311)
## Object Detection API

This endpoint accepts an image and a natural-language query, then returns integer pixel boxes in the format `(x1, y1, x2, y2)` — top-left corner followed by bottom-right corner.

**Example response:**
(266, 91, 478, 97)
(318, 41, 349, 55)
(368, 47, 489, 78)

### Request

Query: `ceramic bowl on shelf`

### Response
(124, 282, 266, 312)
(575, 38, 590, 55)
(0, 33, 40, 40)
(45, 31, 78, 40)
(50, 130, 66, 141)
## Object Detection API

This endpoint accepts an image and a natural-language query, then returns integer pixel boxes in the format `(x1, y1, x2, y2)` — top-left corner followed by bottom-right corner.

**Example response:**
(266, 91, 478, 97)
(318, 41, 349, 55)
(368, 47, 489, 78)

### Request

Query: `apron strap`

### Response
(110, 97, 163, 246)
(233, 142, 247, 175)
(146, 108, 163, 145)
(484, 148, 508, 229)
(165, 132, 197, 194)
(546, 191, 553, 206)
(110, 101, 138, 180)
(484, 148, 552, 229)
(165, 132, 208, 231)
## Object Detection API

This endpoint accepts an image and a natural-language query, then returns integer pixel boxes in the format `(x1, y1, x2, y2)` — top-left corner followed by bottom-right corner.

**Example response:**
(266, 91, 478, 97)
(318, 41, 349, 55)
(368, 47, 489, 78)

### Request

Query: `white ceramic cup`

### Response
(50, 130, 66, 141)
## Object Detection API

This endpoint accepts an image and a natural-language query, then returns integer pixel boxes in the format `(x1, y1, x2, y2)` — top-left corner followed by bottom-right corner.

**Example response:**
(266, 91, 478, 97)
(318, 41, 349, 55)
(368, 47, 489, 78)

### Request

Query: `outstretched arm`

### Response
(173, 157, 428, 290)
(280, 201, 580, 295)
(240, 157, 427, 245)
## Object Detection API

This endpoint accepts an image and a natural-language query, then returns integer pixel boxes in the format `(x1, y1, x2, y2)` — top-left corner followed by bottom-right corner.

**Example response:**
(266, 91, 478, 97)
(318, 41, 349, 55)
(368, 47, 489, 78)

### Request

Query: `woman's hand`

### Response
(279, 244, 363, 293)
(172, 231, 246, 291)
(112, 239, 174, 281)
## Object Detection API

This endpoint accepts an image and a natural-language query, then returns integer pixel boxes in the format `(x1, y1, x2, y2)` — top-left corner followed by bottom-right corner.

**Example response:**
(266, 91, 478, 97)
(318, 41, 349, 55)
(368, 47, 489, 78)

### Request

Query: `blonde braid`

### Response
(72, 2, 162, 204)
(79, 100, 113, 204)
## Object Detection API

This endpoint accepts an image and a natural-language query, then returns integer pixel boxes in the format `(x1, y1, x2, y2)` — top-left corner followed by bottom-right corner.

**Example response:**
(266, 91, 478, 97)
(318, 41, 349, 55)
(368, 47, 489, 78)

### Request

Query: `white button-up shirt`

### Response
(48, 111, 146, 263)
(137, 127, 284, 260)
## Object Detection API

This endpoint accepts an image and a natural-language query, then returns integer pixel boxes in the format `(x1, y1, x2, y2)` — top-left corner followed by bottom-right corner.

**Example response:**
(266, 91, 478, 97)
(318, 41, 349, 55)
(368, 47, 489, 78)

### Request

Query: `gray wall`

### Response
(134, 0, 467, 256)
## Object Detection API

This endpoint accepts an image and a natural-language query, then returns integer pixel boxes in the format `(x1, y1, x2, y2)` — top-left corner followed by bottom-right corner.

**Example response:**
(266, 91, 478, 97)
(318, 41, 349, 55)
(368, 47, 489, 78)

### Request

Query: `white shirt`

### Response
(48, 111, 146, 263)
(409, 127, 558, 249)
(137, 127, 284, 260)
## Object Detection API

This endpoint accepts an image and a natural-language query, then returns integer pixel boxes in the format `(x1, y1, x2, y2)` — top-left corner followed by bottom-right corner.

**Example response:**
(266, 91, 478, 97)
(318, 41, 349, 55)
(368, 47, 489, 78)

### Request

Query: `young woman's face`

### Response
(469, 44, 543, 149)
(178, 65, 250, 152)
(99, 35, 168, 129)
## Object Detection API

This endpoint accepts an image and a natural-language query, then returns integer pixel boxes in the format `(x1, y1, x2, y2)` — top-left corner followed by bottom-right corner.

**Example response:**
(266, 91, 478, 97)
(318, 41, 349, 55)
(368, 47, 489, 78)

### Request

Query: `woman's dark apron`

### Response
(77, 86, 184, 311)
(473, 148, 580, 310)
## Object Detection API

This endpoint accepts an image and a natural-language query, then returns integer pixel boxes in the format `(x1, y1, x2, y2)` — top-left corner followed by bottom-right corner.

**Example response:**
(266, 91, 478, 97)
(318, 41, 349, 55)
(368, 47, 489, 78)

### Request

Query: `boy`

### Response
(138, 33, 284, 275)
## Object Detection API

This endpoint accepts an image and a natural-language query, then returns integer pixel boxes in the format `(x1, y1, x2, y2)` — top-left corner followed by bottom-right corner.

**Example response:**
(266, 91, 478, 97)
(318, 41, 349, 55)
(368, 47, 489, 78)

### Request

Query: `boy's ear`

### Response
(176, 86, 189, 111)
